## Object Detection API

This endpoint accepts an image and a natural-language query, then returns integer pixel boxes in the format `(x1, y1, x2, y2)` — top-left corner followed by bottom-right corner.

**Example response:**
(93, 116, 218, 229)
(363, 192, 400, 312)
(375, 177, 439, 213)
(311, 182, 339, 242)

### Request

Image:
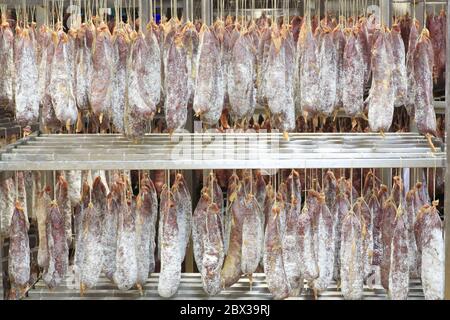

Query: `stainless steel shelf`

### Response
(24, 273, 425, 300)
(0, 132, 445, 170)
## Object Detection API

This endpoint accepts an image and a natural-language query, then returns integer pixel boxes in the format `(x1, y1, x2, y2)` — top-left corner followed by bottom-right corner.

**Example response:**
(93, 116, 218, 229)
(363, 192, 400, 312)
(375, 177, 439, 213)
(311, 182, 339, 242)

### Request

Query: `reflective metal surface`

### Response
(0, 133, 445, 170)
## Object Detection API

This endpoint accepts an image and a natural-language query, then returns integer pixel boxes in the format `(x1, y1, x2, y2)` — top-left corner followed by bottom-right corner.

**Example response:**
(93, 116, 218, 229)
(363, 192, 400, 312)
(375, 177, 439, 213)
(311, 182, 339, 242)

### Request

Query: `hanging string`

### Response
(350, 167, 353, 207)
(89, 169, 92, 204)
(433, 157, 437, 202)
(15, 171, 19, 202)
(53, 170, 57, 201)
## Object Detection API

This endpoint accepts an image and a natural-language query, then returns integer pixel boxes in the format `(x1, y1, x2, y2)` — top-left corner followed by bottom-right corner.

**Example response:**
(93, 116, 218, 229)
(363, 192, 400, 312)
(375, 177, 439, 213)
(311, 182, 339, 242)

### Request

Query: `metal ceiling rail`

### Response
(0, 133, 445, 170)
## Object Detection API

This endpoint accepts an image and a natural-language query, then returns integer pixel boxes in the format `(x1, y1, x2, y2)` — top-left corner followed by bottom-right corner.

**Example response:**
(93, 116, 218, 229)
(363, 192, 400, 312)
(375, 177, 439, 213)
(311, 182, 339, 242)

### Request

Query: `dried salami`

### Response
(317, 29, 337, 115)
(333, 26, 346, 108)
(36, 186, 51, 268)
(311, 194, 335, 297)
(413, 29, 437, 136)
(164, 30, 189, 132)
(368, 192, 383, 266)
(0, 21, 14, 110)
(390, 24, 408, 107)
(192, 188, 210, 274)
(102, 175, 121, 281)
(241, 195, 263, 276)
(56, 175, 72, 246)
(323, 170, 337, 216)
(264, 25, 295, 132)
(298, 19, 319, 117)
(298, 194, 319, 281)
(135, 175, 158, 290)
(14, 27, 39, 126)
(110, 28, 129, 133)
(367, 29, 395, 133)
(201, 202, 224, 295)
(49, 30, 78, 129)
(0, 177, 15, 234)
(419, 203, 444, 300)
(114, 193, 138, 290)
(43, 202, 69, 289)
(340, 211, 364, 300)
(74, 24, 93, 113)
(380, 198, 397, 291)
(354, 198, 374, 281)
(342, 28, 365, 117)
(405, 190, 419, 278)
(90, 22, 113, 123)
(193, 24, 224, 125)
(158, 185, 181, 297)
(333, 185, 350, 281)
(263, 199, 290, 300)
(173, 174, 192, 263)
(125, 32, 154, 140)
(182, 22, 199, 104)
(221, 181, 246, 288)
(406, 20, 419, 115)
(79, 177, 106, 291)
(66, 170, 82, 207)
(388, 213, 409, 300)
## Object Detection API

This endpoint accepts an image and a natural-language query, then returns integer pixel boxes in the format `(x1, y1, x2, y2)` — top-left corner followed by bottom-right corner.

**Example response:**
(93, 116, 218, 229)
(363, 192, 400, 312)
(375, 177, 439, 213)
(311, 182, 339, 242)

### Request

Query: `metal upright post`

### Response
(444, 0, 450, 301)
(201, 0, 212, 25)
(141, 0, 149, 27)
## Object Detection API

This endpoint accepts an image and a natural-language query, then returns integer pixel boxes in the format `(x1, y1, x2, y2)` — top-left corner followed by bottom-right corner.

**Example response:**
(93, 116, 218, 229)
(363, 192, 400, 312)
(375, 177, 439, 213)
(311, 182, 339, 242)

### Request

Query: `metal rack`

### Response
(24, 273, 426, 300)
(0, 132, 445, 170)
(0, 0, 449, 300)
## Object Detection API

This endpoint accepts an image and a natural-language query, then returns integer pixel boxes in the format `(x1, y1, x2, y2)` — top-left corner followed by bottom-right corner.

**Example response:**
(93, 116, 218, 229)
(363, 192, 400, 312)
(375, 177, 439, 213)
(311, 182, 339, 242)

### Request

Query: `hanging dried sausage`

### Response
(317, 29, 337, 116)
(419, 202, 444, 300)
(56, 175, 72, 246)
(311, 194, 335, 298)
(43, 202, 69, 289)
(110, 28, 129, 133)
(413, 29, 437, 136)
(340, 212, 364, 300)
(0, 21, 14, 111)
(49, 30, 78, 129)
(390, 24, 408, 107)
(264, 198, 290, 300)
(201, 201, 224, 295)
(298, 192, 319, 281)
(102, 175, 121, 281)
(405, 190, 419, 278)
(164, 30, 189, 132)
(388, 213, 409, 300)
(158, 185, 181, 297)
(333, 184, 350, 281)
(80, 176, 106, 292)
(135, 175, 158, 291)
(367, 29, 395, 133)
(173, 173, 192, 264)
(14, 27, 39, 126)
(241, 195, 263, 276)
(114, 185, 138, 291)
(193, 24, 225, 126)
(380, 197, 397, 291)
(342, 28, 364, 117)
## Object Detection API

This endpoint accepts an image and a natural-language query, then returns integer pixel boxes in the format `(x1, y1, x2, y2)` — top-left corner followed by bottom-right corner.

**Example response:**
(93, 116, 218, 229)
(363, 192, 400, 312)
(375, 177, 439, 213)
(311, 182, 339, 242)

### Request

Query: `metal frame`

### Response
(444, 0, 450, 301)
(0, 133, 445, 170)
(0, 0, 449, 300)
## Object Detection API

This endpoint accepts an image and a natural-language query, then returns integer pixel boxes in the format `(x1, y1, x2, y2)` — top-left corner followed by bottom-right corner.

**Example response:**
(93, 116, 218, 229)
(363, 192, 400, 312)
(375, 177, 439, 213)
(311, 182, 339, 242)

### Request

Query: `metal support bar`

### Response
(443, 0, 450, 301)
(201, 0, 212, 24)
(141, 0, 149, 27)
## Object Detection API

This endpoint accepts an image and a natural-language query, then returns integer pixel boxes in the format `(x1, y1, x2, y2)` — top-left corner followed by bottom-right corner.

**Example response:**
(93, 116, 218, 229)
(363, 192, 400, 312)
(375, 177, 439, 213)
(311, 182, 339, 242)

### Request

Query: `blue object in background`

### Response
(154, 14, 161, 23)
